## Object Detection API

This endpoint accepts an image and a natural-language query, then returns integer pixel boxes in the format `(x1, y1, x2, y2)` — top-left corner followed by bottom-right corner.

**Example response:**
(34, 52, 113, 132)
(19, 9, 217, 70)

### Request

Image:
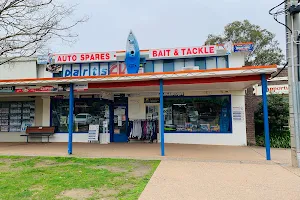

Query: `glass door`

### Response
(113, 105, 128, 142)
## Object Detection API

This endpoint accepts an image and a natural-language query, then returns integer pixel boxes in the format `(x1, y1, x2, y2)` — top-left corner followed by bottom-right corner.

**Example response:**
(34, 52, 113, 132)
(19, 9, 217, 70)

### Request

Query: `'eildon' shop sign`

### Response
(149, 45, 216, 59)
(54, 52, 117, 64)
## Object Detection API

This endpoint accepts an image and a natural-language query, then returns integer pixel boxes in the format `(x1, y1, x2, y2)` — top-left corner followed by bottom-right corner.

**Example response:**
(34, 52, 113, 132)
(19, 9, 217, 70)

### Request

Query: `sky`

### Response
(51, 0, 286, 54)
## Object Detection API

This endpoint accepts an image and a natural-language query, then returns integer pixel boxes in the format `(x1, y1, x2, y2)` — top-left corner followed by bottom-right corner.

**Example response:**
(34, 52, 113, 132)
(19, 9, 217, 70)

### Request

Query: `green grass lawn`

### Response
(0, 156, 160, 200)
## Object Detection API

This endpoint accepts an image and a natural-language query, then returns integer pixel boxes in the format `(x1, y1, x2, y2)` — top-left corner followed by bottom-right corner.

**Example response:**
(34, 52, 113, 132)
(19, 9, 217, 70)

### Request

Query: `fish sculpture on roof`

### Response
(125, 30, 140, 74)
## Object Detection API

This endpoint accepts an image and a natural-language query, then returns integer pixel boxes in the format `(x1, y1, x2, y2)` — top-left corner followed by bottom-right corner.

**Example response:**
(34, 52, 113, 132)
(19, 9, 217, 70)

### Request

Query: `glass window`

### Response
(0, 101, 35, 132)
(206, 57, 217, 69)
(195, 57, 206, 70)
(144, 61, 154, 73)
(217, 56, 228, 68)
(164, 96, 231, 133)
(163, 60, 174, 72)
(51, 98, 110, 133)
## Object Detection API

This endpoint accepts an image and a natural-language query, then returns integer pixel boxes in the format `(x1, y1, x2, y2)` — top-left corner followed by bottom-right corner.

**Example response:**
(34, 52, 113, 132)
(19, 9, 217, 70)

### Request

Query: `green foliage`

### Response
(205, 20, 284, 66)
(255, 94, 289, 135)
(256, 132, 290, 148)
(255, 94, 290, 148)
(0, 156, 160, 200)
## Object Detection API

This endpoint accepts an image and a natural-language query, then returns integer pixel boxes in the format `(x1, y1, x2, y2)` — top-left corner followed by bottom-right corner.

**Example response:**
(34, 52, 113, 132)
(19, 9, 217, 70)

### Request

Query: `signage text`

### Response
(150, 45, 216, 59)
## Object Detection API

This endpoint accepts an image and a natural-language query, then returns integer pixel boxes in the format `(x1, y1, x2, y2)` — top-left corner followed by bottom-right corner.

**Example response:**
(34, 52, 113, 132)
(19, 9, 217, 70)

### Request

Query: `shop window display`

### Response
(51, 99, 110, 133)
(0, 101, 35, 132)
(164, 96, 231, 133)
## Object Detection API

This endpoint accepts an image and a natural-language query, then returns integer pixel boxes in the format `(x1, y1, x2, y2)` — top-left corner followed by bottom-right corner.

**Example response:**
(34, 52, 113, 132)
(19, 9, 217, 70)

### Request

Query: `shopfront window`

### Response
(0, 101, 35, 132)
(51, 98, 110, 133)
(164, 95, 232, 133)
(163, 60, 174, 72)
(144, 61, 154, 73)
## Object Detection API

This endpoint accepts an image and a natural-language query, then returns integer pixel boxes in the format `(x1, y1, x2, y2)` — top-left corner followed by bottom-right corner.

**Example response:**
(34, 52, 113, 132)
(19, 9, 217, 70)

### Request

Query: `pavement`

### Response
(0, 143, 299, 200)
(139, 147, 300, 200)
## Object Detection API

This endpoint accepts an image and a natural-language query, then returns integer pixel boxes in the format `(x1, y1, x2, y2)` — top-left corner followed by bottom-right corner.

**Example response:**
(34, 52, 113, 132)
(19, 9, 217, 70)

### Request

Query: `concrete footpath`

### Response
(139, 148, 300, 200)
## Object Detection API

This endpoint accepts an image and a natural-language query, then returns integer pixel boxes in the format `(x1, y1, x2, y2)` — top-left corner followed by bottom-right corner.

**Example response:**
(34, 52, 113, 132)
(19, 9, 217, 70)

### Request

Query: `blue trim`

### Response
(216, 56, 218, 68)
(79, 64, 82, 76)
(98, 63, 100, 76)
(68, 83, 74, 155)
(152, 60, 155, 72)
(159, 79, 165, 156)
(165, 131, 232, 134)
(226, 55, 229, 68)
(261, 74, 271, 160)
(56, 132, 88, 134)
(108, 62, 110, 75)
(112, 104, 128, 142)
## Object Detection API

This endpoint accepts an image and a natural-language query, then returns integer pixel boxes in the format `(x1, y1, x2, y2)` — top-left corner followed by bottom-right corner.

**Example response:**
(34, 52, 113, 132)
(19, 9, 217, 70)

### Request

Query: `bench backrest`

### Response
(26, 126, 55, 134)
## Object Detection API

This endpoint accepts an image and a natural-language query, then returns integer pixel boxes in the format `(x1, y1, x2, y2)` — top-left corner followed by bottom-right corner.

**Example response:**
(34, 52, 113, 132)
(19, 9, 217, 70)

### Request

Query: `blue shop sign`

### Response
(233, 43, 254, 52)
(63, 64, 109, 77)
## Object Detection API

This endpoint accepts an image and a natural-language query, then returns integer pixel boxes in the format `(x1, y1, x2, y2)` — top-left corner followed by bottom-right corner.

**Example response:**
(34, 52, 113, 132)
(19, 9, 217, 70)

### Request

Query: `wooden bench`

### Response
(20, 126, 55, 143)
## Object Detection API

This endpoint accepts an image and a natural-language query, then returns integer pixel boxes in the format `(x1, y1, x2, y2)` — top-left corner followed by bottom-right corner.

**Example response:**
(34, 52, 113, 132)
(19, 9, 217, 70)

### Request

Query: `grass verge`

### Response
(0, 156, 160, 200)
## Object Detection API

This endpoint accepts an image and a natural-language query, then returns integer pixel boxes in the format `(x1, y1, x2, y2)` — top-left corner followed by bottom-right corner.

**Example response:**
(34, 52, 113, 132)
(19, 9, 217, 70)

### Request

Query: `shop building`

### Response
(0, 43, 276, 155)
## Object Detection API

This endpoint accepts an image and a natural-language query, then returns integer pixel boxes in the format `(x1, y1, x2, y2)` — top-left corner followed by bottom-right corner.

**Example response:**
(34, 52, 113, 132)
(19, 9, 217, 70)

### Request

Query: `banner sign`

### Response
(233, 43, 254, 52)
(58, 84, 88, 92)
(253, 84, 289, 96)
(0, 86, 15, 93)
(54, 52, 117, 64)
(15, 85, 58, 93)
(129, 92, 184, 97)
(149, 45, 216, 59)
(144, 97, 160, 103)
(37, 55, 50, 64)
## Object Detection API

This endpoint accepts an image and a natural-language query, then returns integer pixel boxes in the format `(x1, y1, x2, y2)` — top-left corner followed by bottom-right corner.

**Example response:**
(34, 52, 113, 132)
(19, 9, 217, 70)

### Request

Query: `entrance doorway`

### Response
(113, 105, 128, 142)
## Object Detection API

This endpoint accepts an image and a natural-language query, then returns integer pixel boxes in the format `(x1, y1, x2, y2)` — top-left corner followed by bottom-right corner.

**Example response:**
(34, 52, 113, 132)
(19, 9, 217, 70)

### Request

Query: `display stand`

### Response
(100, 120, 110, 144)
(88, 124, 99, 143)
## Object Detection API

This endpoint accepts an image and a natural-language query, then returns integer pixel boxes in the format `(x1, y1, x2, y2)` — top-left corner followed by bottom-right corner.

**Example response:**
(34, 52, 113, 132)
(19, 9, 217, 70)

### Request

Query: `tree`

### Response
(0, 0, 87, 65)
(255, 94, 289, 135)
(205, 20, 284, 66)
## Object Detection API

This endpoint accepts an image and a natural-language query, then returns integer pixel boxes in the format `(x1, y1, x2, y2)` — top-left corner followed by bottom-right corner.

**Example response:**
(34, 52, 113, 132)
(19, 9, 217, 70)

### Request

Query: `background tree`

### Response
(205, 20, 284, 66)
(0, 0, 87, 65)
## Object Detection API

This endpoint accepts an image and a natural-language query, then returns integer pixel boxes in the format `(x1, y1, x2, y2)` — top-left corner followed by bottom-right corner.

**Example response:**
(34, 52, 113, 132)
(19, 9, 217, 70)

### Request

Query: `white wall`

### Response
(0, 60, 37, 79)
(37, 64, 52, 78)
(128, 97, 145, 120)
(228, 52, 245, 68)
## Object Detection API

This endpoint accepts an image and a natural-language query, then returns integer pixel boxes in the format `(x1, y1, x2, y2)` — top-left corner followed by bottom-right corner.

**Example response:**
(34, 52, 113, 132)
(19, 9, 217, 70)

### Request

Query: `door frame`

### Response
(112, 104, 128, 142)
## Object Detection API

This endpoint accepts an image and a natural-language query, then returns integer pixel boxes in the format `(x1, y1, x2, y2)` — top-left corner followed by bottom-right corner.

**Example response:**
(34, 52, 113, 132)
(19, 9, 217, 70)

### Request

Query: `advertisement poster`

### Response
(88, 125, 99, 142)
(0, 86, 15, 93)
(15, 85, 58, 93)
(58, 84, 88, 92)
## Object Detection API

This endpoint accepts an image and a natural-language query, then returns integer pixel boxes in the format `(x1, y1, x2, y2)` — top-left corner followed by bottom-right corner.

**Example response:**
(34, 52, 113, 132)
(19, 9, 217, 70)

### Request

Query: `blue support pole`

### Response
(159, 79, 165, 156)
(261, 74, 271, 160)
(68, 83, 74, 155)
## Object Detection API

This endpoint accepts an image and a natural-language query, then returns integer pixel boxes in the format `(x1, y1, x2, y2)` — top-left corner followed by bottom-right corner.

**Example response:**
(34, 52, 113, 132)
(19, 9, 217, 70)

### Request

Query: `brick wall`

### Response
(245, 68, 288, 145)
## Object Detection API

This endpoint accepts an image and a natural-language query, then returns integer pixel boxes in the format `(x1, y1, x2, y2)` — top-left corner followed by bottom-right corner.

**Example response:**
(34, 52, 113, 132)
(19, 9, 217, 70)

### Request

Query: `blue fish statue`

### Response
(125, 30, 140, 74)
